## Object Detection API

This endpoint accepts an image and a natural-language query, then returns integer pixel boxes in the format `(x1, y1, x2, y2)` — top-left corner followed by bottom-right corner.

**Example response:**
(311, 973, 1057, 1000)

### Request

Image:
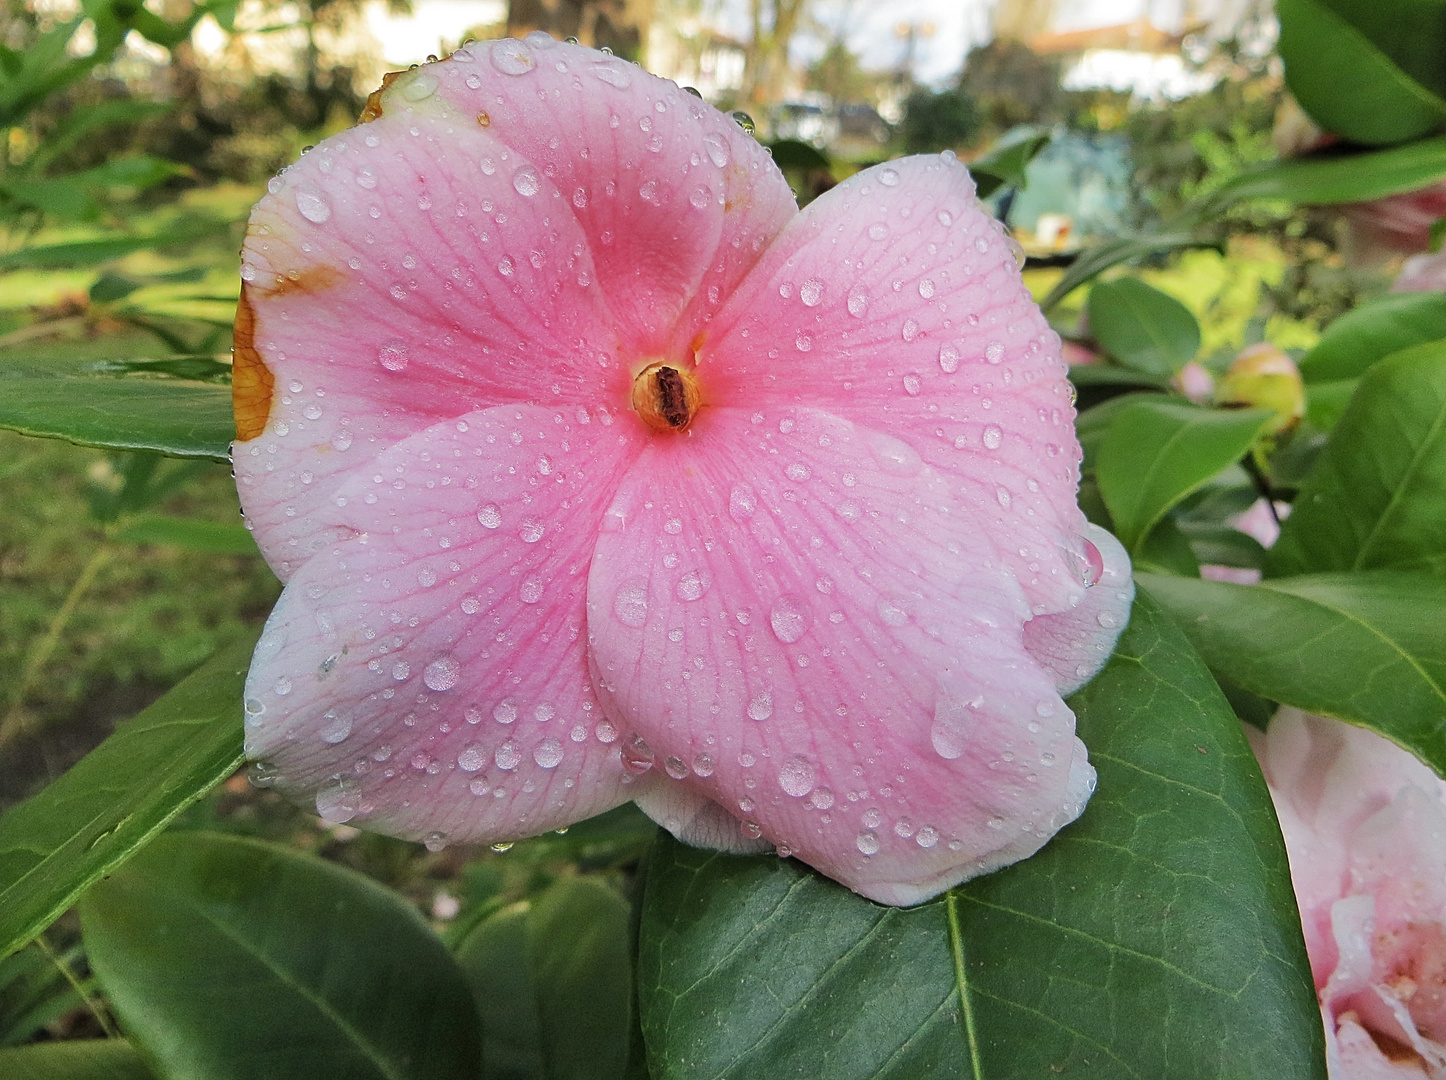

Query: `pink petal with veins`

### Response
(587, 407, 1095, 904)
(243, 405, 651, 842)
(701, 155, 1089, 618)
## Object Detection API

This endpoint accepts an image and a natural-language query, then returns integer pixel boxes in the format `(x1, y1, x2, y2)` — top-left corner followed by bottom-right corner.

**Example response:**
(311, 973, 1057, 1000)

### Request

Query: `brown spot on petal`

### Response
(477, 112, 490, 127)
(359, 70, 403, 123)
(232, 283, 274, 442)
(249, 263, 343, 299)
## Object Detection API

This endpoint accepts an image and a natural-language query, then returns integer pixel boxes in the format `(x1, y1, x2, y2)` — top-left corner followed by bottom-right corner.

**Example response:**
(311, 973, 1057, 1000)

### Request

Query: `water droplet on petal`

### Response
(985, 341, 1005, 364)
(769, 595, 810, 643)
(856, 830, 880, 855)
(402, 73, 437, 100)
(778, 756, 816, 797)
(518, 519, 544, 543)
(728, 483, 757, 521)
(800, 278, 823, 306)
(493, 699, 518, 724)
(879, 167, 899, 186)
(747, 691, 773, 721)
(495, 740, 522, 770)
(491, 38, 535, 75)
(316, 781, 359, 822)
(458, 744, 486, 771)
(520, 579, 544, 603)
(1082, 539, 1105, 587)
(320, 710, 352, 744)
(295, 189, 331, 223)
(692, 753, 715, 777)
(703, 132, 730, 167)
(664, 755, 689, 779)
(675, 570, 707, 602)
(939, 342, 961, 373)
(918, 278, 935, 299)
(916, 825, 939, 848)
(424, 655, 460, 691)
(982, 424, 1003, 450)
(534, 737, 564, 768)
(613, 578, 649, 627)
(847, 284, 868, 317)
(591, 59, 633, 88)
(477, 503, 502, 529)
(512, 165, 540, 196)
(378, 340, 409, 371)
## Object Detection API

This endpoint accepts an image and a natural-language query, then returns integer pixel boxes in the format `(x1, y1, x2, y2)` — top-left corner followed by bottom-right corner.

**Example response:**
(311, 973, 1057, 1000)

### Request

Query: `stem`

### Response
(0, 544, 110, 751)
(34, 934, 119, 1039)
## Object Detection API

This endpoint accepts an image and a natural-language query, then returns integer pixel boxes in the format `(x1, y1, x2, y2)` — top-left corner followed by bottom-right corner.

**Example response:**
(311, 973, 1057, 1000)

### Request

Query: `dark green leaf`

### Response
(1141, 571, 1446, 776)
(0, 1041, 156, 1080)
(1277, 0, 1446, 145)
(1300, 292, 1446, 382)
(1066, 363, 1170, 390)
(113, 515, 259, 555)
(1304, 378, 1358, 431)
(1272, 341, 1446, 575)
(1086, 278, 1202, 377)
(82, 832, 479, 1080)
(1096, 398, 1274, 552)
(0, 639, 251, 961)
(637, 593, 1324, 1080)
(1041, 229, 1206, 311)
(0, 177, 99, 220)
(1203, 136, 1446, 211)
(0, 347, 233, 460)
(1177, 521, 1269, 571)
(456, 877, 634, 1080)
(971, 126, 1050, 198)
(1075, 390, 1167, 475)
(1135, 515, 1201, 576)
(767, 139, 830, 169)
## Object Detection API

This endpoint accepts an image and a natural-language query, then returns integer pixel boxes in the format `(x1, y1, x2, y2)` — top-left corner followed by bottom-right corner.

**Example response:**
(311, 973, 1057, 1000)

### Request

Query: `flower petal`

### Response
(701, 154, 1087, 617)
(234, 103, 626, 577)
(422, 37, 796, 359)
(586, 407, 1092, 905)
(1021, 524, 1133, 695)
(244, 404, 649, 844)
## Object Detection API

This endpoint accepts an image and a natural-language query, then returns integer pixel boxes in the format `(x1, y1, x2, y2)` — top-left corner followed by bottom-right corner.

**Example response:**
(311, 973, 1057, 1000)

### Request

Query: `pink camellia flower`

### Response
(1250, 710, 1446, 1077)
(1394, 253, 1446, 295)
(232, 35, 1133, 905)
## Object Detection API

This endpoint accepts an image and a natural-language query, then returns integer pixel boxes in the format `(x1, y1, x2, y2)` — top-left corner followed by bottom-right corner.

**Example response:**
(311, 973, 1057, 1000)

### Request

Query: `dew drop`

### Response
(879, 167, 899, 186)
(692, 753, 716, 777)
(495, 740, 522, 770)
(939, 342, 961, 373)
(391, 660, 410, 681)
(1082, 539, 1105, 587)
(520, 579, 544, 604)
(534, 737, 564, 769)
(799, 278, 823, 306)
(518, 519, 544, 543)
(918, 278, 935, 299)
(512, 165, 540, 196)
(491, 38, 535, 75)
(916, 825, 939, 848)
(703, 132, 730, 167)
(769, 595, 810, 643)
(315, 781, 359, 822)
(877, 597, 910, 626)
(591, 60, 633, 88)
(664, 755, 689, 779)
(778, 756, 816, 797)
(458, 744, 486, 771)
(728, 483, 757, 521)
(846, 284, 868, 317)
(424, 655, 460, 691)
(794, 332, 813, 352)
(613, 578, 649, 627)
(402, 73, 437, 100)
(867, 222, 888, 241)
(295, 189, 331, 223)
(621, 734, 655, 774)
(493, 700, 518, 724)
(377, 340, 410, 372)
(902, 372, 922, 395)
(985, 341, 1005, 364)
(477, 503, 502, 529)
(320, 710, 352, 744)
(747, 691, 773, 721)
(675, 570, 707, 602)
(982, 424, 1003, 450)
(856, 830, 880, 855)
(810, 786, 835, 810)
(902, 318, 920, 342)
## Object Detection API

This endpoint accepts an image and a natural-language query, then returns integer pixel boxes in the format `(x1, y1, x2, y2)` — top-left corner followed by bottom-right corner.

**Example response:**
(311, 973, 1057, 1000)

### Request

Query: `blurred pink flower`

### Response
(1250, 710, 1446, 1077)
(1342, 183, 1446, 268)
(1394, 253, 1446, 295)
(232, 36, 1132, 905)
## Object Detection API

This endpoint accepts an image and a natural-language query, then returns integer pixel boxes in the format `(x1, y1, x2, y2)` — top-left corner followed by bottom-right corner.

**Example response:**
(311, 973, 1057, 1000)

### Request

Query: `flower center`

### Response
(631, 362, 702, 432)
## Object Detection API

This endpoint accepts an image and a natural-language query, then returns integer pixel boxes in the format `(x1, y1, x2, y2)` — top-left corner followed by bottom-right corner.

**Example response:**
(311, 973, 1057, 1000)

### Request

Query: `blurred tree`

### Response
(806, 38, 872, 103)
(958, 38, 1069, 133)
(741, 0, 808, 111)
(507, 0, 649, 59)
(901, 86, 979, 153)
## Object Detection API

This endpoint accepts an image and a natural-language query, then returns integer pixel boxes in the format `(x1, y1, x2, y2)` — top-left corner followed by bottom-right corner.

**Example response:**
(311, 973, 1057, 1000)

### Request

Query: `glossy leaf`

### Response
(1096, 398, 1274, 553)
(1277, 0, 1446, 144)
(971, 126, 1050, 199)
(456, 877, 634, 1080)
(637, 593, 1323, 1080)
(112, 515, 260, 555)
(0, 638, 250, 961)
(1299, 292, 1446, 383)
(81, 832, 480, 1080)
(0, 1041, 155, 1080)
(0, 347, 233, 459)
(1085, 277, 1201, 377)
(1041, 229, 1205, 311)
(1272, 341, 1446, 575)
(1140, 571, 1446, 778)
(1202, 136, 1446, 210)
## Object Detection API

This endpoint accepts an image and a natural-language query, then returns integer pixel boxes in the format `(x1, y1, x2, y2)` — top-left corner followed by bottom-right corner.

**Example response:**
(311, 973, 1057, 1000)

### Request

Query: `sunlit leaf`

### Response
(1085, 277, 1202, 377)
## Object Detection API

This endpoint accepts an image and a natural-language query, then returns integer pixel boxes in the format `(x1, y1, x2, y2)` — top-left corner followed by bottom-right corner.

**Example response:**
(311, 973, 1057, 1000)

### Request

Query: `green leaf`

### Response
(81, 832, 480, 1080)
(1304, 378, 1359, 431)
(112, 515, 259, 555)
(636, 593, 1324, 1080)
(1085, 278, 1202, 377)
(0, 347, 234, 460)
(0, 224, 231, 272)
(767, 139, 829, 169)
(456, 877, 635, 1080)
(1176, 521, 1269, 571)
(971, 126, 1050, 198)
(1203, 136, 1446, 211)
(1066, 363, 1169, 390)
(0, 1041, 156, 1079)
(1140, 571, 1446, 777)
(0, 638, 251, 962)
(1075, 391, 1167, 475)
(1134, 515, 1201, 576)
(1277, 0, 1446, 145)
(1299, 292, 1446, 382)
(1041, 230, 1206, 311)
(1096, 398, 1274, 553)
(1272, 341, 1446, 575)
